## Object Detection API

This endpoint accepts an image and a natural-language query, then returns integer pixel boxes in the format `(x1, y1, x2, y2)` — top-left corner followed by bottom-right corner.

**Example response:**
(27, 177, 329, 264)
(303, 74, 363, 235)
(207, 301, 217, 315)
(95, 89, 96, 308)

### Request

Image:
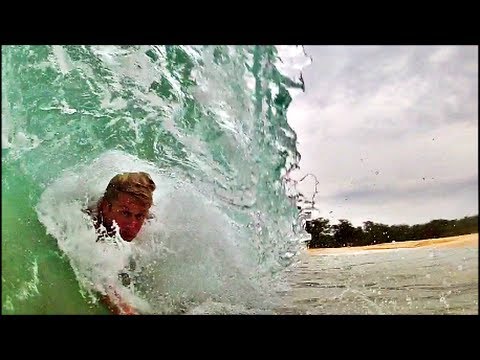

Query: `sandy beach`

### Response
(307, 233, 478, 255)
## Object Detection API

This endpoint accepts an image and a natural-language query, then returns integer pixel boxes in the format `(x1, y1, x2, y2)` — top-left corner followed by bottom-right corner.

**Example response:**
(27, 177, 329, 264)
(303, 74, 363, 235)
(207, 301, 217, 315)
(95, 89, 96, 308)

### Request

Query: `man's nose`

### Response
(128, 220, 141, 229)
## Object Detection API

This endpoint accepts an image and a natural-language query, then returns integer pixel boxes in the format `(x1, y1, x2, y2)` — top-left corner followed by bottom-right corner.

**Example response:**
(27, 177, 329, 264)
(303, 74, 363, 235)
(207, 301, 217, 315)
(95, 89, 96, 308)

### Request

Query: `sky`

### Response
(287, 45, 478, 227)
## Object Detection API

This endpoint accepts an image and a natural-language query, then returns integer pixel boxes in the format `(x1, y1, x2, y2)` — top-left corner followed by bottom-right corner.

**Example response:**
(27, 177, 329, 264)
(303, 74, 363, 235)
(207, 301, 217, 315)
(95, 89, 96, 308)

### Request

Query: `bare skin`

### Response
(97, 192, 150, 242)
(101, 290, 138, 315)
(93, 192, 152, 315)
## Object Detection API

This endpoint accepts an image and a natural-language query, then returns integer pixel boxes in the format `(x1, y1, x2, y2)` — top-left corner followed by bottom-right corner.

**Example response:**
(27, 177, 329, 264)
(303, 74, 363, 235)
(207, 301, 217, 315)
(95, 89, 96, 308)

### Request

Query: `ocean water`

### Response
(2, 45, 310, 314)
(4, 46, 475, 316)
(278, 241, 478, 315)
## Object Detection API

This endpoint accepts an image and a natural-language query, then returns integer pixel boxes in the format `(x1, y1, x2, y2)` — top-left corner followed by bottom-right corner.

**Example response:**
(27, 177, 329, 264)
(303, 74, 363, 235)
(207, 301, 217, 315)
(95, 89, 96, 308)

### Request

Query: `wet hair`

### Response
(103, 172, 156, 207)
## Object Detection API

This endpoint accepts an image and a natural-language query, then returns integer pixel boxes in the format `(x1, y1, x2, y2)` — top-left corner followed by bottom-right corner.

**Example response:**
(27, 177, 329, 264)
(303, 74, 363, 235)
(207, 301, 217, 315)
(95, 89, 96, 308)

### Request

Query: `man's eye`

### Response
(122, 211, 131, 217)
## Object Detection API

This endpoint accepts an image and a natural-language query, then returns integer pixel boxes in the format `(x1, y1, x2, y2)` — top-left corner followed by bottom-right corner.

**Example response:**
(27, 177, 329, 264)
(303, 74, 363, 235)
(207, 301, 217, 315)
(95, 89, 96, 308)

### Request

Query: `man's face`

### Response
(101, 192, 151, 241)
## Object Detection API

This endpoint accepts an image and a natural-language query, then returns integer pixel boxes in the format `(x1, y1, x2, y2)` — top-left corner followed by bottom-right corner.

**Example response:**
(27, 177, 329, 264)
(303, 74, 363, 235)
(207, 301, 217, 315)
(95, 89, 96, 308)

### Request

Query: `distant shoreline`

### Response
(307, 233, 478, 255)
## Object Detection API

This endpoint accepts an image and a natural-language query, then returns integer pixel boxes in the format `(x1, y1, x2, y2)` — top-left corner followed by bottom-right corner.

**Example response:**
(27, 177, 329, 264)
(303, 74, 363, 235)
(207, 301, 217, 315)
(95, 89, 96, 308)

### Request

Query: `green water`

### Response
(2, 172, 109, 314)
(2, 45, 306, 314)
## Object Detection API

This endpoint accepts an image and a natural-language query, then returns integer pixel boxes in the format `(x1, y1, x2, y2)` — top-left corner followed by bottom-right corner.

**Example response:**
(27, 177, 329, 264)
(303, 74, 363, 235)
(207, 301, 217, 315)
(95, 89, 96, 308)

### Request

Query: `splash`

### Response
(2, 45, 310, 314)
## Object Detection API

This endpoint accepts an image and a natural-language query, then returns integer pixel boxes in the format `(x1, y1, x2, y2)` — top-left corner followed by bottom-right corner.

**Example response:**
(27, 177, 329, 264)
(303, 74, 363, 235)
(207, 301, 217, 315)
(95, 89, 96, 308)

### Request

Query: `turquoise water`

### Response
(2, 45, 309, 314)
(279, 245, 478, 314)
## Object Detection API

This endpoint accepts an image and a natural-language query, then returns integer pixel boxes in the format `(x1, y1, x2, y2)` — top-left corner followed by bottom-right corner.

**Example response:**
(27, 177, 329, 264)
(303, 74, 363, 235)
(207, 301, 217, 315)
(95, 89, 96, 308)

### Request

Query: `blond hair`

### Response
(103, 172, 156, 207)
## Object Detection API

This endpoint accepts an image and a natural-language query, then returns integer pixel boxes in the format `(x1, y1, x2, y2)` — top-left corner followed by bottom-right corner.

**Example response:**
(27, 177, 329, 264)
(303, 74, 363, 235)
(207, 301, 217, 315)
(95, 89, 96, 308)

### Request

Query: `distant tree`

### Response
(388, 224, 411, 242)
(304, 214, 477, 248)
(331, 219, 364, 247)
(363, 221, 390, 244)
(305, 217, 334, 248)
(455, 215, 478, 235)
(423, 219, 450, 238)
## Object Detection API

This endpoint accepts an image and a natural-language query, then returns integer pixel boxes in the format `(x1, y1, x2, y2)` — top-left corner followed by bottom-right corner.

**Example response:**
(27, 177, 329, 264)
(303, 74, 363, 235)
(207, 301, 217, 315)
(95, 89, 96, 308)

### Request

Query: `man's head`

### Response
(99, 172, 156, 241)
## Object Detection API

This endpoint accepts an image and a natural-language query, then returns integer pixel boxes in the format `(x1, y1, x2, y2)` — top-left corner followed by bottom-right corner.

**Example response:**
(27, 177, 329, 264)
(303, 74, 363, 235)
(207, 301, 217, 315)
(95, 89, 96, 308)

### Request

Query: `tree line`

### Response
(304, 215, 478, 248)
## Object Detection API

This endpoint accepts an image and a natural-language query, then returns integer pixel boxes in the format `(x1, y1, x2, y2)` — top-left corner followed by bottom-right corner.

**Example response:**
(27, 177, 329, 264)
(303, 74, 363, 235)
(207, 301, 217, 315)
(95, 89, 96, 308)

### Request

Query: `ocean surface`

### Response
(3, 45, 476, 315)
(2, 45, 309, 314)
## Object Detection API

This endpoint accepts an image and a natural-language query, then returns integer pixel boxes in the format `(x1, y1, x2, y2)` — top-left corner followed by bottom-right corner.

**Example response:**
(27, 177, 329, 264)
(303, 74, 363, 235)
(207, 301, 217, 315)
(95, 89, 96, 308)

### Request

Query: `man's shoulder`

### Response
(83, 200, 100, 219)
(82, 201, 102, 236)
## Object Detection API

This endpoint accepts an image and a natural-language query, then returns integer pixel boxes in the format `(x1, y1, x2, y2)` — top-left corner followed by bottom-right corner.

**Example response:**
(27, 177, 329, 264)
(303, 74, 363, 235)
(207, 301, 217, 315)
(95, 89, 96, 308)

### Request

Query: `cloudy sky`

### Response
(287, 46, 478, 227)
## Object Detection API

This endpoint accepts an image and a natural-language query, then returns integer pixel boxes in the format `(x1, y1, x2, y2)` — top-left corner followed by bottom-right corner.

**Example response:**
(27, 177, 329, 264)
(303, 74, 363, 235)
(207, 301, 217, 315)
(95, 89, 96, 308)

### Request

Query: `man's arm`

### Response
(101, 288, 139, 315)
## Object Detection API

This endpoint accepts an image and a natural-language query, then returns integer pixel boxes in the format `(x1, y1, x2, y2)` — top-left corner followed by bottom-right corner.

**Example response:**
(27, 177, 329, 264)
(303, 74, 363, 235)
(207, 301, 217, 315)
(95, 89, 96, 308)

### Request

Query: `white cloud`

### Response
(428, 46, 457, 64)
(287, 45, 478, 226)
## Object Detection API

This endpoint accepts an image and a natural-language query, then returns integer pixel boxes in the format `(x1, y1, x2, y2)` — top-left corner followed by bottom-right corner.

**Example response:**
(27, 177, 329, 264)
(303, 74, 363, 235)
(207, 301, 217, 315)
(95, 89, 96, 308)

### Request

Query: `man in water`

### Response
(89, 171, 156, 315)
(93, 172, 156, 242)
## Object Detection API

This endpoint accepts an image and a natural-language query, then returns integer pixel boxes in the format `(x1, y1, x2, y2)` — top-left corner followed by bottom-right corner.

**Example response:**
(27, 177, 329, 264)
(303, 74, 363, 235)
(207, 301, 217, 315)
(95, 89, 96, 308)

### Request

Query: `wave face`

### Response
(2, 45, 309, 314)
